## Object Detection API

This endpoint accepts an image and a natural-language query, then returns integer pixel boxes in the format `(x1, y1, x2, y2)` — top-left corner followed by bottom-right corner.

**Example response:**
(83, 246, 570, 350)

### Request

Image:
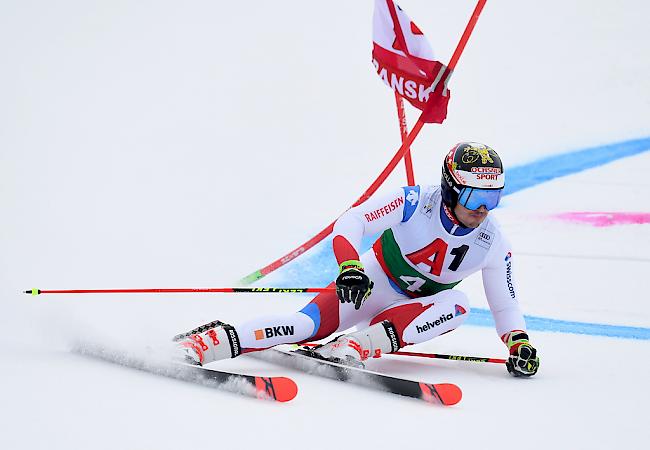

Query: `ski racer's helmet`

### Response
(441, 142, 505, 210)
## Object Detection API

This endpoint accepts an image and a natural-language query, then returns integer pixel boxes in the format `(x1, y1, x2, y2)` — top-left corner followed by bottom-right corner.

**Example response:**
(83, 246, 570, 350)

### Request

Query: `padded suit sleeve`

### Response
(481, 234, 527, 337)
(332, 187, 417, 264)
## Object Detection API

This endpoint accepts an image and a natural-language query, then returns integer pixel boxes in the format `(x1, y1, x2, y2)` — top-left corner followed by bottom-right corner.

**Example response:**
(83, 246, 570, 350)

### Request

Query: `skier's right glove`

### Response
(335, 260, 374, 310)
(503, 331, 540, 377)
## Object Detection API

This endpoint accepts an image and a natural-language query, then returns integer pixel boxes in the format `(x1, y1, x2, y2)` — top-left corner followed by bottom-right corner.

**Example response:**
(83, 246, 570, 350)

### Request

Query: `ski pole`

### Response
(393, 350, 506, 364)
(24, 287, 334, 296)
(299, 343, 505, 364)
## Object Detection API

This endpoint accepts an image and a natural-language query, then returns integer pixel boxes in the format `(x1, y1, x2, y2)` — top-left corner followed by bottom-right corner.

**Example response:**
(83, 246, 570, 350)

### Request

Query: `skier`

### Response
(176, 142, 540, 377)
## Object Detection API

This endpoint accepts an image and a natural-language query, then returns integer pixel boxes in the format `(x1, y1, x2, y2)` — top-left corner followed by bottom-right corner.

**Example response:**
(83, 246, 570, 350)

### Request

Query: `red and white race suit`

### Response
(233, 185, 526, 352)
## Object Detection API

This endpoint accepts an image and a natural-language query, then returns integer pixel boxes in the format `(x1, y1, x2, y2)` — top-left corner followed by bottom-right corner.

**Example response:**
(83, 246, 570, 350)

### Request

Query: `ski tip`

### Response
(24, 289, 40, 296)
(419, 382, 462, 406)
(437, 383, 463, 406)
(273, 377, 299, 402)
(255, 377, 298, 403)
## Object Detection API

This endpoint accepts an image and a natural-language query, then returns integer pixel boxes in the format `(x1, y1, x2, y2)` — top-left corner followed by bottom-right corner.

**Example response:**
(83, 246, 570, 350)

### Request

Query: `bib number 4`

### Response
(399, 276, 426, 292)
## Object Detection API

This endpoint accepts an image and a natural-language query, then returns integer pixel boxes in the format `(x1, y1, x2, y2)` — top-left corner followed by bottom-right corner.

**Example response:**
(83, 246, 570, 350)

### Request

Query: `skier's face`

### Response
(454, 203, 489, 228)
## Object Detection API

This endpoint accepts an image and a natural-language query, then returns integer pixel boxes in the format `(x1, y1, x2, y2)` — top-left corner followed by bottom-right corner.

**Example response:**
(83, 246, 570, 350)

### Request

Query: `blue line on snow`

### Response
(504, 136, 650, 196)
(468, 308, 650, 340)
(263, 136, 650, 340)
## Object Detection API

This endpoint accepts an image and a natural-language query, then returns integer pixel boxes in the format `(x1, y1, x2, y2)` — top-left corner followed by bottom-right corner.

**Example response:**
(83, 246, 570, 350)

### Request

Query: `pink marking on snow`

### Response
(552, 212, 650, 227)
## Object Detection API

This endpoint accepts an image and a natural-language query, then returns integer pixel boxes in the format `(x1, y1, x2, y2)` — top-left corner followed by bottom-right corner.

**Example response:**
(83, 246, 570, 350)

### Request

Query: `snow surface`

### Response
(2, 1, 650, 449)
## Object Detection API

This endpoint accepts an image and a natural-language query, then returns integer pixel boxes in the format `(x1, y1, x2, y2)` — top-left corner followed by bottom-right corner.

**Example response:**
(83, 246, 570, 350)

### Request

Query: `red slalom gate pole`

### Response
(240, 0, 488, 284)
(25, 287, 334, 296)
(394, 92, 415, 185)
(393, 350, 506, 364)
(448, 0, 487, 70)
(239, 117, 428, 285)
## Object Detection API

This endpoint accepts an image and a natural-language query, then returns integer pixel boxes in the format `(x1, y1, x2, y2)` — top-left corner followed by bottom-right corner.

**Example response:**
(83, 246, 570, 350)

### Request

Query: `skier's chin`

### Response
(454, 204, 489, 228)
(463, 216, 487, 228)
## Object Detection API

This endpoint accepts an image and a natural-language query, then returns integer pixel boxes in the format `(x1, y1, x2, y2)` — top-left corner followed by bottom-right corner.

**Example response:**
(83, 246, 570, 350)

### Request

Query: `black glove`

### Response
(335, 263, 373, 310)
(504, 331, 540, 377)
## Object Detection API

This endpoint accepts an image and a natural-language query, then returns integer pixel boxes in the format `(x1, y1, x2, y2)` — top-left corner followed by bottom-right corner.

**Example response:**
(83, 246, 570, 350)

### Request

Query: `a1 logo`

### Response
(406, 239, 470, 276)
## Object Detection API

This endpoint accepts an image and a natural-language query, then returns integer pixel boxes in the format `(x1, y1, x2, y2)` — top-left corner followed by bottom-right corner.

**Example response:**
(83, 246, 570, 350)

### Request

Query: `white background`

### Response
(2, 1, 649, 449)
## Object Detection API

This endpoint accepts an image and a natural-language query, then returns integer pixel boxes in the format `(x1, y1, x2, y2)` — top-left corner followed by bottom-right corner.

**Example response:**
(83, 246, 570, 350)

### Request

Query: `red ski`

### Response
(73, 342, 298, 402)
(180, 363, 298, 402)
(267, 347, 461, 406)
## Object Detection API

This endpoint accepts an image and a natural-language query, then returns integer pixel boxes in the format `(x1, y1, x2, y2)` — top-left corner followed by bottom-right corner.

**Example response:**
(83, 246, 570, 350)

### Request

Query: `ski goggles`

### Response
(457, 187, 503, 211)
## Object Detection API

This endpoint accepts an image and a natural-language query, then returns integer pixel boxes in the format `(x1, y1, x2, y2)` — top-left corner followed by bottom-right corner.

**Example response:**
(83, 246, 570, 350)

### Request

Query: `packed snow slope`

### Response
(1, 1, 649, 449)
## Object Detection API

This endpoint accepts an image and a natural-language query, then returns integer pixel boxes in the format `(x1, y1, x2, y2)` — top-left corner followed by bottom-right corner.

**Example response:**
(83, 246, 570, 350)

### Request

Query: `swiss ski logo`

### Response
(255, 326, 295, 340)
(406, 189, 418, 206)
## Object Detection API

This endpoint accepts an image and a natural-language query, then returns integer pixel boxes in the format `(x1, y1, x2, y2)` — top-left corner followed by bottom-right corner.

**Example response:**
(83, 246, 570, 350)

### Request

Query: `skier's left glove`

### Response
(335, 260, 374, 310)
(503, 331, 540, 377)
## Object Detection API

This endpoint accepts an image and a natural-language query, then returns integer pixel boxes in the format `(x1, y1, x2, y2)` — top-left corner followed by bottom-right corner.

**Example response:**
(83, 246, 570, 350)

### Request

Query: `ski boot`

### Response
(173, 320, 242, 366)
